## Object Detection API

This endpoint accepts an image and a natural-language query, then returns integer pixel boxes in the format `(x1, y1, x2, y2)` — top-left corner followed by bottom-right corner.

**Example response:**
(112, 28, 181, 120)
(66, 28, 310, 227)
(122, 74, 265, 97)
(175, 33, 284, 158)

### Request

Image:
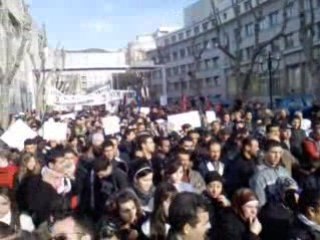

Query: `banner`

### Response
(206, 111, 217, 123)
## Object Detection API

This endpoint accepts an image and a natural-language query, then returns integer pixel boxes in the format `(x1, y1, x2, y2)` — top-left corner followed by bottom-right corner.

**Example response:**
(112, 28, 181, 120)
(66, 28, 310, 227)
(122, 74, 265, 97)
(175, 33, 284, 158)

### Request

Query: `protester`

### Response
(167, 192, 210, 240)
(219, 188, 262, 240)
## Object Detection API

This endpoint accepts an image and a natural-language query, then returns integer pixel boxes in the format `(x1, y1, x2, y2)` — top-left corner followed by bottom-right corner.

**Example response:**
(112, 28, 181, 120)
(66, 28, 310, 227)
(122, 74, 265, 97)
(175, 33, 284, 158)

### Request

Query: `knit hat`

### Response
(204, 171, 224, 185)
(275, 177, 298, 195)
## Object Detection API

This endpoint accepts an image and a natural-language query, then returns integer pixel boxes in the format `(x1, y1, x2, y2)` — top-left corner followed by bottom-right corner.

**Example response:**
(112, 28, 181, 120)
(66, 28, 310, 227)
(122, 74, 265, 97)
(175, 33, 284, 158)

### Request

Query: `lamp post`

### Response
(259, 51, 280, 109)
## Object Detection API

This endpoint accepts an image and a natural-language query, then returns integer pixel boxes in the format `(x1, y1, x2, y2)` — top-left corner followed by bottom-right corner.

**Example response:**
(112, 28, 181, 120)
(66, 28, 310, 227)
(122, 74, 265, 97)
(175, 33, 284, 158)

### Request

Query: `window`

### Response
(304, 0, 311, 9)
(194, 26, 200, 34)
(173, 66, 179, 75)
(246, 46, 253, 59)
(285, 33, 295, 49)
(259, 17, 269, 30)
(287, 2, 295, 17)
(165, 38, 169, 45)
(187, 46, 192, 56)
(234, 4, 240, 15)
(214, 76, 220, 86)
(180, 65, 186, 73)
(212, 57, 219, 68)
(174, 82, 179, 90)
(204, 59, 210, 69)
(245, 23, 254, 36)
(223, 12, 228, 20)
(186, 30, 191, 38)
(211, 38, 217, 47)
(171, 35, 177, 43)
(178, 32, 184, 41)
(269, 11, 279, 27)
(234, 28, 242, 42)
(318, 0, 320, 7)
(317, 22, 320, 39)
(203, 40, 209, 49)
(172, 51, 178, 60)
(236, 49, 243, 61)
(271, 40, 281, 52)
(180, 49, 186, 58)
(244, 0, 251, 11)
(205, 78, 212, 86)
(166, 68, 171, 77)
(202, 22, 209, 31)
(211, 19, 217, 28)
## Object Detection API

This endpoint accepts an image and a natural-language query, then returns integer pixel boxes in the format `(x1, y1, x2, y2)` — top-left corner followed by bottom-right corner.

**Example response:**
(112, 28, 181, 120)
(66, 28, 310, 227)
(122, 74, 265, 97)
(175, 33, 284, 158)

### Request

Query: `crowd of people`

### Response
(1, 100, 320, 239)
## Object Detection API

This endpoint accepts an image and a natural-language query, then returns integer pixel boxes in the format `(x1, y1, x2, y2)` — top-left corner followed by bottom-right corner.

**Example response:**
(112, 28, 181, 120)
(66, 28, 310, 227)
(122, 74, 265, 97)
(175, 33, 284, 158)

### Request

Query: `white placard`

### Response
(140, 107, 150, 115)
(167, 111, 201, 131)
(301, 119, 311, 131)
(160, 96, 168, 106)
(0, 120, 37, 151)
(60, 113, 76, 120)
(103, 116, 120, 135)
(206, 111, 217, 123)
(42, 120, 68, 141)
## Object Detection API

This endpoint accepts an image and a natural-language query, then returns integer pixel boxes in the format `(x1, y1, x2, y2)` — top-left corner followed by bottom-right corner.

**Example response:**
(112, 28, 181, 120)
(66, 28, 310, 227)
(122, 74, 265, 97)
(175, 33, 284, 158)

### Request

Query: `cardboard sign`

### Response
(42, 120, 68, 141)
(103, 116, 120, 135)
(0, 120, 37, 150)
(206, 111, 217, 123)
(167, 111, 201, 131)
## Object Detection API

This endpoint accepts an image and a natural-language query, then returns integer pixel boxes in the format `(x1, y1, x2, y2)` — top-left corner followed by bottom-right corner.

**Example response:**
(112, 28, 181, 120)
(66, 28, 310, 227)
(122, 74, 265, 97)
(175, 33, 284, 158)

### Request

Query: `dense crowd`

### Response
(1, 101, 320, 240)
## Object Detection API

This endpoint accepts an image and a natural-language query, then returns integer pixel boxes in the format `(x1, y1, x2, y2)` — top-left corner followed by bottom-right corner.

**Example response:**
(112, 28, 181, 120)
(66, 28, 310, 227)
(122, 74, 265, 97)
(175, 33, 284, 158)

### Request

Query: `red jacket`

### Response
(303, 137, 320, 162)
(0, 165, 18, 189)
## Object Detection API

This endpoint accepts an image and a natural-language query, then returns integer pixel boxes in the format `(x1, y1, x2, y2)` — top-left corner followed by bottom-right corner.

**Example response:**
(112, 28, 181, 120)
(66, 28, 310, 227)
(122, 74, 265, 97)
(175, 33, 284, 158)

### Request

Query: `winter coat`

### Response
(288, 214, 320, 240)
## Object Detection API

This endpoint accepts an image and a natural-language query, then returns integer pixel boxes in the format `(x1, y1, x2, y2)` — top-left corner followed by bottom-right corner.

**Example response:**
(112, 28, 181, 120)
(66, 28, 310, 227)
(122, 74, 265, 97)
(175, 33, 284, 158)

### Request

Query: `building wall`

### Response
(148, 0, 320, 102)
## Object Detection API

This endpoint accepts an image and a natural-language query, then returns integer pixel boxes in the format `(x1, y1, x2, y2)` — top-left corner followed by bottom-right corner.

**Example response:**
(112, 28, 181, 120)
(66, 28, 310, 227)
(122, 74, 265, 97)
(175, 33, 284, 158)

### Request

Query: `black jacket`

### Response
(218, 208, 260, 240)
(80, 168, 128, 220)
(259, 202, 294, 240)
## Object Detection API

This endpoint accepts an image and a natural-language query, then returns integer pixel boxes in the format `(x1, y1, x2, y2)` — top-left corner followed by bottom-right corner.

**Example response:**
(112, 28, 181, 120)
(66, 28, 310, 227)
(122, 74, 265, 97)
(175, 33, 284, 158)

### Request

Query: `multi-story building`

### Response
(147, 0, 320, 103)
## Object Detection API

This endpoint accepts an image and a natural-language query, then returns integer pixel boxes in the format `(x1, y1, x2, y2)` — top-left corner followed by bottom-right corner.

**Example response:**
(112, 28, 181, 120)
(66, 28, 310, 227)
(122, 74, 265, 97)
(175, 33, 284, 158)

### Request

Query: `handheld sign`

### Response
(102, 116, 121, 135)
(0, 120, 37, 151)
(206, 111, 217, 123)
(42, 120, 68, 142)
(167, 111, 201, 131)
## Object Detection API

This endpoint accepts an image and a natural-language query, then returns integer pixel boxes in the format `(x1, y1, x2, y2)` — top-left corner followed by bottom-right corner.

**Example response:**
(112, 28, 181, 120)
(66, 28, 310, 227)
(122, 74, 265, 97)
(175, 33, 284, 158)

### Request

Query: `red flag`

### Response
(180, 95, 187, 112)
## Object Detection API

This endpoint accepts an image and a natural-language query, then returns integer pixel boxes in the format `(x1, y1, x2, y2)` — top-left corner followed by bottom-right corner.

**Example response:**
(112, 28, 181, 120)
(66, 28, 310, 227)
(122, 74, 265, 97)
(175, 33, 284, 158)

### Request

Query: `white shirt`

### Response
(0, 211, 35, 232)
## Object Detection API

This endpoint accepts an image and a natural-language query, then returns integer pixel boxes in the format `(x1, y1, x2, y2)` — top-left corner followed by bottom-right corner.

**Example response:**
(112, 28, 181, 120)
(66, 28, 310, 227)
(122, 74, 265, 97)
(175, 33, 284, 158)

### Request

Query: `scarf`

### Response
(298, 214, 320, 233)
(41, 167, 71, 194)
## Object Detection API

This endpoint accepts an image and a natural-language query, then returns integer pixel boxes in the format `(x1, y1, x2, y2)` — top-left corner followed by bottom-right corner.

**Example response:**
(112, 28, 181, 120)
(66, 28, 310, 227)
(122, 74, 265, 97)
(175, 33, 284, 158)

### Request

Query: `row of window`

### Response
(168, 76, 221, 91)
(164, 0, 320, 46)
(164, 57, 220, 77)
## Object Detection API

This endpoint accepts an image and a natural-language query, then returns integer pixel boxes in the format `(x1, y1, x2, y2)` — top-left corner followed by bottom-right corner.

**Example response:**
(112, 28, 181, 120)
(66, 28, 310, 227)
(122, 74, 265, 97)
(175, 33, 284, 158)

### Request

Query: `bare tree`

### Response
(210, 0, 293, 98)
(187, 32, 209, 96)
(0, 1, 31, 128)
(298, 0, 320, 94)
(28, 24, 66, 117)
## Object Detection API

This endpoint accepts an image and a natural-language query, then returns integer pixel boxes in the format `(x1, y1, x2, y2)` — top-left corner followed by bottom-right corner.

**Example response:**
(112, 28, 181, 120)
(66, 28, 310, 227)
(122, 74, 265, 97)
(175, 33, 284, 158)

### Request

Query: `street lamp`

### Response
(259, 51, 280, 110)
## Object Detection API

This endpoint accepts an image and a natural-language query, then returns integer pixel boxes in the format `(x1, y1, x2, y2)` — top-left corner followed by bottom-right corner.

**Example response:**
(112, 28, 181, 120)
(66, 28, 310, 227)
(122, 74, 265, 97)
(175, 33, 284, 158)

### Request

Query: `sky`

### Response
(27, 0, 197, 50)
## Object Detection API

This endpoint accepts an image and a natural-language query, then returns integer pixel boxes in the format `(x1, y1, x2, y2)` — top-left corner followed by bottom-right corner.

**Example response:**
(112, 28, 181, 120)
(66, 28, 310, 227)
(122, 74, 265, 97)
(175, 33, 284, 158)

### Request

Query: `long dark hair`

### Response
(150, 182, 178, 240)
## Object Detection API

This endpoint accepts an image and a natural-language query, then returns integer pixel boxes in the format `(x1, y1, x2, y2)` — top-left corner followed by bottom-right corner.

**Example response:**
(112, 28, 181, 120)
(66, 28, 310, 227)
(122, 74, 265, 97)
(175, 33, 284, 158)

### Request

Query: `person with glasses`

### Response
(50, 215, 93, 240)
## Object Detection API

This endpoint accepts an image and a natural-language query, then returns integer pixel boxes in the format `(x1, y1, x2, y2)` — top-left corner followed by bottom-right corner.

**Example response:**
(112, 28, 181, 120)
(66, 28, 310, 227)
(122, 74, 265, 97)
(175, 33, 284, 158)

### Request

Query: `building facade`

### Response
(147, 0, 320, 103)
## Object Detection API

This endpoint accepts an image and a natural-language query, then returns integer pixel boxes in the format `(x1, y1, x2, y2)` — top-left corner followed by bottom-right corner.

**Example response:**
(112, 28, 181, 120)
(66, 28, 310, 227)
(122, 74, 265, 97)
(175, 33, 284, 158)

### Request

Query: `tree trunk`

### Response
(0, 85, 11, 129)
